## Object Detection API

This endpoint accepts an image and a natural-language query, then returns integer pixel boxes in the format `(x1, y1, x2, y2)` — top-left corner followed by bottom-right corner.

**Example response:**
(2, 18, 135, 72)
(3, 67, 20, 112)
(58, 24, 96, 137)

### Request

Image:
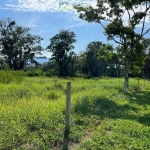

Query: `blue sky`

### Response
(0, 0, 115, 58)
(0, 0, 149, 60)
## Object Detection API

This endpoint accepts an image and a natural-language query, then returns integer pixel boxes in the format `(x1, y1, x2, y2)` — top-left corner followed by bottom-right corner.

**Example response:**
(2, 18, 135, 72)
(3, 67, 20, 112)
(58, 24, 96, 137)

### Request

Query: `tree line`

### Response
(42, 37, 150, 79)
(0, 18, 149, 79)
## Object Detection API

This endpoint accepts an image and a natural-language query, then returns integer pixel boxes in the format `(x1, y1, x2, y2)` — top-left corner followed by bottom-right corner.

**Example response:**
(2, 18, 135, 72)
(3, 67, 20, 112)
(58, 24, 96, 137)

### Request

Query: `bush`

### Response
(26, 69, 43, 77)
(0, 70, 25, 84)
(44, 71, 53, 77)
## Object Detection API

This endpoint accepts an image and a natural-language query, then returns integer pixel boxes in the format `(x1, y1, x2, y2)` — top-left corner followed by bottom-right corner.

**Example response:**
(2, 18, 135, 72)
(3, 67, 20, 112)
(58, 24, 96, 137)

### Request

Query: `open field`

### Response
(0, 77, 150, 149)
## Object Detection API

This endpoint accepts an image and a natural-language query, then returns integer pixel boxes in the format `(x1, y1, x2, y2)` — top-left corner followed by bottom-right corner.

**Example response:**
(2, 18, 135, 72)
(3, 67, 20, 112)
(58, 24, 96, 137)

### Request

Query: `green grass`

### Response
(79, 119, 150, 150)
(0, 77, 150, 149)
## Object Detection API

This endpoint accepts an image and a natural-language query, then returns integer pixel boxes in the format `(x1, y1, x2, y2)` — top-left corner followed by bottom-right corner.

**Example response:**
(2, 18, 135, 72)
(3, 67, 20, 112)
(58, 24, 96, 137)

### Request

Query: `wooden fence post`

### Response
(63, 82, 71, 149)
(66, 82, 71, 128)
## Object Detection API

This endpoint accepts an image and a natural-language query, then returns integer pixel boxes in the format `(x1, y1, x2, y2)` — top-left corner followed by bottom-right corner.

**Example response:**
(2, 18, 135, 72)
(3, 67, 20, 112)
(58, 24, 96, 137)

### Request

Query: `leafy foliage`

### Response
(74, 0, 150, 91)
(0, 18, 43, 70)
(76, 41, 105, 77)
(26, 69, 43, 77)
(46, 30, 76, 77)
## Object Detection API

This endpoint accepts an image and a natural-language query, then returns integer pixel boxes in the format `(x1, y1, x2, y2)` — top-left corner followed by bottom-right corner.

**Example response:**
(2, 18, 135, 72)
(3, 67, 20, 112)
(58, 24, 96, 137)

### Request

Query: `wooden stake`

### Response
(66, 82, 71, 128)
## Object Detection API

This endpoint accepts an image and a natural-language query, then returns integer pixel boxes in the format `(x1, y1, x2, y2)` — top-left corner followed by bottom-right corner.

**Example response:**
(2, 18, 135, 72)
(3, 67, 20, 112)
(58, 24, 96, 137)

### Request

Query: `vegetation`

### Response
(0, 70, 25, 84)
(0, 75, 150, 149)
(81, 41, 105, 77)
(0, 18, 43, 70)
(0, 17, 150, 84)
(46, 30, 77, 77)
(74, 0, 150, 91)
(0, 1, 150, 149)
(0, 3, 150, 149)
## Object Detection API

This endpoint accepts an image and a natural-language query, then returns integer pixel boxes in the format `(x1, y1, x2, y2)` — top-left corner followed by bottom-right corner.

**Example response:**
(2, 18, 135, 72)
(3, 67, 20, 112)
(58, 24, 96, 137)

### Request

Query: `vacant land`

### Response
(0, 77, 150, 149)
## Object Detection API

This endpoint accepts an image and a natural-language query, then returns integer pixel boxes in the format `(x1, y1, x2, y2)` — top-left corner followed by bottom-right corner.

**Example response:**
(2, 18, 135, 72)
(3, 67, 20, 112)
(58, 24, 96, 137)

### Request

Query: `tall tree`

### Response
(0, 18, 43, 70)
(67, 51, 78, 76)
(77, 51, 88, 75)
(46, 30, 76, 77)
(74, 0, 150, 91)
(85, 41, 104, 77)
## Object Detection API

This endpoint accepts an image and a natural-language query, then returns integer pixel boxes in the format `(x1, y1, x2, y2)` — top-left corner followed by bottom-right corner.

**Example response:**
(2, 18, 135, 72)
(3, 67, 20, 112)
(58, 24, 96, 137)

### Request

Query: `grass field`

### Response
(0, 77, 150, 150)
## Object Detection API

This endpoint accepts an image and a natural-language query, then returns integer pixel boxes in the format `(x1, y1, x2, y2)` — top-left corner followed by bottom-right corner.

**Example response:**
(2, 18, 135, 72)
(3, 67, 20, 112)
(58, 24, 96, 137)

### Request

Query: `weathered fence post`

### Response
(66, 82, 71, 128)
(63, 82, 71, 149)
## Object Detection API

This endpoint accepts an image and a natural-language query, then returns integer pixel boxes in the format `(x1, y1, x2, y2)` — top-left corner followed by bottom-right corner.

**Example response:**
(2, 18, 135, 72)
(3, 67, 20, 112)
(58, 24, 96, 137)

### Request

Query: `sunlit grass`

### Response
(0, 77, 150, 149)
(79, 119, 150, 150)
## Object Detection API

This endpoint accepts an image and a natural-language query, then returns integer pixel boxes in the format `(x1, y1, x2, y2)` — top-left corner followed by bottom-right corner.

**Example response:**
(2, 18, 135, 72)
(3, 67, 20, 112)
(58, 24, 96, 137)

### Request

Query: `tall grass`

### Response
(0, 77, 150, 149)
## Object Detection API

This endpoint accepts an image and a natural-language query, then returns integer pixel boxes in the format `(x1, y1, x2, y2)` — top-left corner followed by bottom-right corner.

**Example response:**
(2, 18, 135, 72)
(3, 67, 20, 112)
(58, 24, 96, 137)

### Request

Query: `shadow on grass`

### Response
(73, 91, 150, 126)
(138, 113, 150, 126)
(62, 126, 70, 150)
(74, 97, 134, 118)
(128, 91, 150, 106)
(117, 86, 150, 105)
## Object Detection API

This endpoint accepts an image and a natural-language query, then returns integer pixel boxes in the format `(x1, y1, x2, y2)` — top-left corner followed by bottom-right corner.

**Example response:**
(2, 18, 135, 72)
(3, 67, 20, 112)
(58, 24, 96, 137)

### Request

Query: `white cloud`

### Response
(1, 0, 150, 28)
(35, 50, 52, 59)
(27, 18, 39, 28)
(2, 0, 97, 12)
(41, 51, 52, 58)
(30, 24, 38, 27)
(64, 22, 86, 29)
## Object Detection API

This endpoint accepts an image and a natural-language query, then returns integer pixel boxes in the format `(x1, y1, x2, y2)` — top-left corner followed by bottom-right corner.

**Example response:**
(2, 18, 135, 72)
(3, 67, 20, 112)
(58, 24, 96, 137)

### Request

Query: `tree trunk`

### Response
(18, 60, 25, 70)
(71, 60, 74, 76)
(58, 61, 65, 77)
(124, 58, 129, 92)
(13, 58, 18, 70)
(8, 57, 13, 69)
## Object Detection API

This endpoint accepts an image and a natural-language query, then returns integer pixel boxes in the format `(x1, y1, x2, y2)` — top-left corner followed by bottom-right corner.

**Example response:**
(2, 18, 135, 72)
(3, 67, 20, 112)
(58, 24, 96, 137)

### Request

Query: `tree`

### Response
(41, 60, 59, 76)
(143, 38, 150, 78)
(98, 44, 120, 77)
(85, 41, 104, 77)
(46, 30, 76, 77)
(77, 51, 88, 75)
(0, 18, 43, 70)
(67, 51, 78, 76)
(74, 0, 150, 91)
(130, 42, 146, 77)
(144, 53, 150, 79)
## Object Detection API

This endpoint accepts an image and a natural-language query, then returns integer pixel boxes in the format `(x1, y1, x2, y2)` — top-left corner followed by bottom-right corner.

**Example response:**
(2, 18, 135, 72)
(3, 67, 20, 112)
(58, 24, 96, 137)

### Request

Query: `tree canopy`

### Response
(46, 30, 76, 77)
(84, 41, 104, 77)
(0, 18, 43, 70)
(74, 0, 150, 91)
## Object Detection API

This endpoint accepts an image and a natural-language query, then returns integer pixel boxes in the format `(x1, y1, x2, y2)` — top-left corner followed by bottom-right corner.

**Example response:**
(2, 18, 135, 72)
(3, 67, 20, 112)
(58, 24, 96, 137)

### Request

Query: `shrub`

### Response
(44, 71, 53, 77)
(26, 69, 43, 77)
(0, 70, 25, 84)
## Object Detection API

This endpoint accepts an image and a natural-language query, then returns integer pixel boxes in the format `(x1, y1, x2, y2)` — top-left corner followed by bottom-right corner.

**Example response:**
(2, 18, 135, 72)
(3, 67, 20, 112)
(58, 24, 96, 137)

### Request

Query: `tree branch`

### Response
(98, 21, 123, 45)
(141, 2, 150, 36)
